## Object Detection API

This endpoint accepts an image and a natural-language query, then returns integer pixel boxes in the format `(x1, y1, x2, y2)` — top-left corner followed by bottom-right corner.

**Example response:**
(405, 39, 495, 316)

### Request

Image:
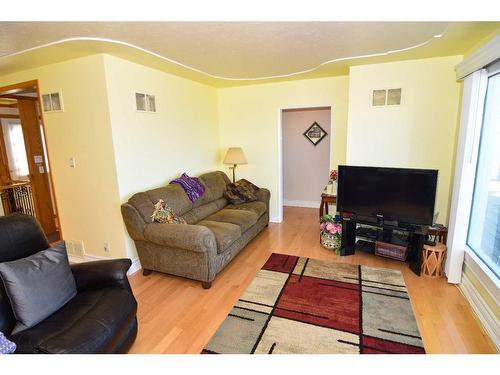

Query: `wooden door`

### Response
(0, 127, 12, 215)
(0, 125, 10, 186)
(17, 99, 57, 235)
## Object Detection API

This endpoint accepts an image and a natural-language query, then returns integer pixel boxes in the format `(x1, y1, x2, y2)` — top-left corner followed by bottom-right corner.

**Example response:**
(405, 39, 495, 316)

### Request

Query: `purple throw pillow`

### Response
(170, 173, 205, 203)
(0, 332, 16, 354)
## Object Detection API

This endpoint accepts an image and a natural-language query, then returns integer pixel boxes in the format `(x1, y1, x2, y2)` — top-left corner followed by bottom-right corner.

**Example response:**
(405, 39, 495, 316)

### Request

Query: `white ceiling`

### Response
(0, 22, 499, 85)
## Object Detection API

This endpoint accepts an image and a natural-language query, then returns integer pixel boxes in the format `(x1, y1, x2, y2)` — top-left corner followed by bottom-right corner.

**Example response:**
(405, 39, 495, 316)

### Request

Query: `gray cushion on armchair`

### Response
(0, 242, 76, 334)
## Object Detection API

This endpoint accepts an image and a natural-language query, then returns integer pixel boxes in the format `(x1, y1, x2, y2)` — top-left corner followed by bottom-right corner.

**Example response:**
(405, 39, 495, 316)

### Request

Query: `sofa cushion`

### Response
(10, 287, 137, 354)
(194, 171, 231, 207)
(226, 201, 267, 218)
(197, 220, 241, 253)
(204, 209, 258, 232)
(129, 184, 193, 223)
(182, 198, 227, 224)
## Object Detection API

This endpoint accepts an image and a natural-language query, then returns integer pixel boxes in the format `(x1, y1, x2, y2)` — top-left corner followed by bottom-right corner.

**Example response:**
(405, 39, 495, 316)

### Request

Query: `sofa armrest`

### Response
(256, 188, 271, 211)
(71, 259, 133, 294)
(121, 203, 146, 241)
(144, 223, 217, 253)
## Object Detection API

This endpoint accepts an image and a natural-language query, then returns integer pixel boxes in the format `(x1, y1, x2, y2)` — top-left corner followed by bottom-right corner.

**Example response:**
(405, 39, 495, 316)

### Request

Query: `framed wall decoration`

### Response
(303, 121, 328, 146)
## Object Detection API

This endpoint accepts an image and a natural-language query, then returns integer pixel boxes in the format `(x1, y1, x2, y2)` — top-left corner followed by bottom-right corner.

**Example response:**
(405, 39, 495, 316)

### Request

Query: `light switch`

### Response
(69, 157, 76, 168)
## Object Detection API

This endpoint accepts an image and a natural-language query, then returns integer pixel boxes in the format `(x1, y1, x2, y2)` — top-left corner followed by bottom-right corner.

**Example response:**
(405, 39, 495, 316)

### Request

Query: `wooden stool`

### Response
(421, 243, 447, 278)
(319, 193, 336, 217)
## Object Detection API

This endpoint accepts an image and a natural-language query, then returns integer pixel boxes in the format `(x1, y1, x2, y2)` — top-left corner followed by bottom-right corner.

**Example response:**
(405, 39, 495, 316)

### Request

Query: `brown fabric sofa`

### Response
(121, 171, 270, 288)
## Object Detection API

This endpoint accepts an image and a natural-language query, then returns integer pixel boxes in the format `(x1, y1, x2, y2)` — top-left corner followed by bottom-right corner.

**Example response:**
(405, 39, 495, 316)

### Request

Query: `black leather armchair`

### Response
(0, 214, 138, 353)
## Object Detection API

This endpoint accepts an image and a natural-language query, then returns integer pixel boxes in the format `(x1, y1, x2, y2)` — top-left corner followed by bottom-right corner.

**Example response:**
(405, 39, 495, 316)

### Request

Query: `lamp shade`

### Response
(223, 147, 247, 165)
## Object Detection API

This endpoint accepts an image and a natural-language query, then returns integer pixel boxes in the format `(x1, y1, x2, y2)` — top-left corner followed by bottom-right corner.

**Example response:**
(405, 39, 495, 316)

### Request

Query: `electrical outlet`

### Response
(104, 242, 111, 253)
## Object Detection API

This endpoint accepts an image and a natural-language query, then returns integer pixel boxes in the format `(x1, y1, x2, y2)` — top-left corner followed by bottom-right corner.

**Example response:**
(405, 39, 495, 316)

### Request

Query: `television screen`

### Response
(337, 165, 438, 226)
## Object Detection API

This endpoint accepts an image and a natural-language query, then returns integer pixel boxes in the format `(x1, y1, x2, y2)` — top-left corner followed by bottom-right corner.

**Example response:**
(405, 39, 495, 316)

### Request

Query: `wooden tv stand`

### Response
(340, 218, 426, 276)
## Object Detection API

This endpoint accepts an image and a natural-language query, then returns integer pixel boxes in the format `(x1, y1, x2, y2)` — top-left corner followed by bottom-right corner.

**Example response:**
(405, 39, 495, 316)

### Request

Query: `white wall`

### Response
(283, 108, 330, 207)
(102, 55, 221, 258)
(346, 56, 463, 224)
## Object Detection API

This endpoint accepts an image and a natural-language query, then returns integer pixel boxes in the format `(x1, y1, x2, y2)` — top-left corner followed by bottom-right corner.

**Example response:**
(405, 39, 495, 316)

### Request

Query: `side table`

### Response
(319, 193, 336, 217)
(427, 226, 448, 244)
(421, 242, 447, 278)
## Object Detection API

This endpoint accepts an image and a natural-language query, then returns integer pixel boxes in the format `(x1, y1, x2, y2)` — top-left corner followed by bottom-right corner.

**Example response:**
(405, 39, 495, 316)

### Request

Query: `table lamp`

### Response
(223, 147, 247, 182)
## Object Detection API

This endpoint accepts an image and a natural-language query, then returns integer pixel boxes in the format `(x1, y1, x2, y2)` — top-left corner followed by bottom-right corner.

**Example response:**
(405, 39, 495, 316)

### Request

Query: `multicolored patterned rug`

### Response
(202, 253, 425, 354)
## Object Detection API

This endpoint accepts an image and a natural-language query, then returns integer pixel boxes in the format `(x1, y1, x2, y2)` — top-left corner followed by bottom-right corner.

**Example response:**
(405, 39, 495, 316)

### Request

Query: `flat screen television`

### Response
(337, 165, 438, 227)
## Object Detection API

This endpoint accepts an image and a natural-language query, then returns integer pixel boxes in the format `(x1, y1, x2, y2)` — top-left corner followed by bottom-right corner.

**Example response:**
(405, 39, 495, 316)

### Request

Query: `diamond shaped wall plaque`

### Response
(303, 121, 328, 146)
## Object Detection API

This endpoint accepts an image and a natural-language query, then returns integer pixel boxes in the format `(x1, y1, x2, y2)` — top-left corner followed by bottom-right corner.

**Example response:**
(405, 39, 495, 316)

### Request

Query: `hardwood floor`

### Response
(128, 206, 496, 354)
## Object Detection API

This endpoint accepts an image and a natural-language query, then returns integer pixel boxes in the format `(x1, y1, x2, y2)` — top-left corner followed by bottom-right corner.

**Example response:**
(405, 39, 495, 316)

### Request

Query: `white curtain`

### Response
(1, 119, 30, 181)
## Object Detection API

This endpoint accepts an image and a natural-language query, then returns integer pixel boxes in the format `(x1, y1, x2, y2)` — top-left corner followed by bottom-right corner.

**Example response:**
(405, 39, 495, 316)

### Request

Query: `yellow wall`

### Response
(217, 76, 350, 221)
(0, 53, 223, 260)
(102, 55, 220, 258)
(0, 55, 126, 258)
(347, 56, 463, 224)
(0, 52, 466, 261)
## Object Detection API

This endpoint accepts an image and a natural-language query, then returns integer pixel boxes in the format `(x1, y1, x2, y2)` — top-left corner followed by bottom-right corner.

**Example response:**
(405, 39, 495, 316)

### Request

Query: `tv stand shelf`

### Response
(355, 239, 376, 254)
(341, 218, 426, 276)
(356, 224, 410, 246)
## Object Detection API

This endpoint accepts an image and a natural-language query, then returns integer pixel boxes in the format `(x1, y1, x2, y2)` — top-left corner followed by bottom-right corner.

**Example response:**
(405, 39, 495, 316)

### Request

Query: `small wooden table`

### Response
(427, 226, 448, 244)
(319, 193, 336, 217)
(421, 242, 447, 278)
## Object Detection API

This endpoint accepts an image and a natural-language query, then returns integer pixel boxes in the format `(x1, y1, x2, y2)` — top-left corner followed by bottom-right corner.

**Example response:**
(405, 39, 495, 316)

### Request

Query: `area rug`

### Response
(202, 253, 425, 354)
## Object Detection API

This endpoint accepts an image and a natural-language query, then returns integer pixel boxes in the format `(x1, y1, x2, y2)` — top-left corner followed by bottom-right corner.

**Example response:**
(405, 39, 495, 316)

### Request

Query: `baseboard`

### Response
(128, 257, 141, 275)
(458, 271, 500, 351)
(69, 255, 141, 276)
(284, 200, 320, 208)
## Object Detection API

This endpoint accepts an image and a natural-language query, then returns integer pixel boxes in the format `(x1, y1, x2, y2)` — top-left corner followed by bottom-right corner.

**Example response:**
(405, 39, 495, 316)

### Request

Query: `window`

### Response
(467, 66, 500, 279)
(2, 120, 29, 180)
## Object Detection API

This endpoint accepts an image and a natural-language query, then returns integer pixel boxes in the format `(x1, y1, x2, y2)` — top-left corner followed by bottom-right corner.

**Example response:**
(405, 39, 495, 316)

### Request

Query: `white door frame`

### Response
(277, 104, 334, 223)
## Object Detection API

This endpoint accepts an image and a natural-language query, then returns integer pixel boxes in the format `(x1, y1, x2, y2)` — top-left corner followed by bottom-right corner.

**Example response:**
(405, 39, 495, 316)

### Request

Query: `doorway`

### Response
(0, 80, 60, 242)
(279, 106, 332, 221)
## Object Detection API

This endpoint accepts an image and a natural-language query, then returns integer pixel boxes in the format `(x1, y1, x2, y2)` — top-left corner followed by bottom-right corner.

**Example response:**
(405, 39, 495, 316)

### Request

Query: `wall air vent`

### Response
(135, 92, 156, 112)
(372, 88, 402, 107)
(42, 91, 63, 112)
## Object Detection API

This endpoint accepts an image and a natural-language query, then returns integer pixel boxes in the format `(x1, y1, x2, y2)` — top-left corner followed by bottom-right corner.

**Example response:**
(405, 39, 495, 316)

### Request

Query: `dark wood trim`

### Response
(33, 80, 62, 239)
(0, 94, 38, 101)
(0, 80, 38, 92)
(0, 122, 11, 185)
(0, 114, 42, 120)
(0, 103, 17, 108)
